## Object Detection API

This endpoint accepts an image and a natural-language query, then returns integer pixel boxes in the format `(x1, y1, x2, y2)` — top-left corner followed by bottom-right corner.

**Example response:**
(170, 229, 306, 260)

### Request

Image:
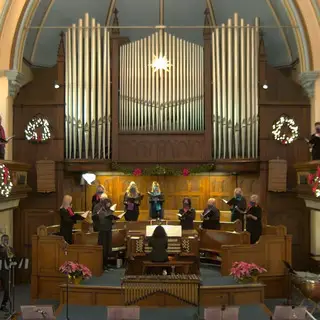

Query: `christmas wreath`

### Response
(0, 164, 13, 197)
(111, 163, 215, 176)
(272, 115, 299, 145)
(308, 166, 320, 198)
(25, 115, 51, 143)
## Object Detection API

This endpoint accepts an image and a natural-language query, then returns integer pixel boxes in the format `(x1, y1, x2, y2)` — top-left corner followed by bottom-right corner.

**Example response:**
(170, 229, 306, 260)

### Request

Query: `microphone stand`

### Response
(5, 257, 17, 320)
(63, 245, 70, 320)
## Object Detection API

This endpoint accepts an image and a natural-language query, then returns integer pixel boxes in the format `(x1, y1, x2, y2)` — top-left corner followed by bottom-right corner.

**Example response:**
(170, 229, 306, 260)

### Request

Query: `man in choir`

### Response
(0, 234, 13, 312)
(123, 181, 142, 221)
(59, 195, 85, 244)
(148, 181, 164, 220)
(226, 188, 247, 227)
(307, 122, 320, 160)
(92, 185, 105, 231)
(201, 198, 220, 230)
(246, 194, 262, 244)
(92, 193, 119, 271)
(148, 225, 168, 263)
(178, 197, 196, 230)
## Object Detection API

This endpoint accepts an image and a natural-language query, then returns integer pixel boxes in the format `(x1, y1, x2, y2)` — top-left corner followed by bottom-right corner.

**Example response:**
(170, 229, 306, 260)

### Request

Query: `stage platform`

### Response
(55, 304, 271, 320)
(60, 265, 265, 307)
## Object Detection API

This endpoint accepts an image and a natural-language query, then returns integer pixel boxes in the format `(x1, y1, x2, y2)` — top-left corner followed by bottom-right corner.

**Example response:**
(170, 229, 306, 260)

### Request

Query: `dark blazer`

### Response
(178, 208, 196, 230)
(148, 237, 168, 262)
(246, 205, 262, 244)
(124, 192, 141, 221)
(201, 207, 220, 230)
(91, 194, 101, 212)
(309, 134, 320, 160)
(59, 208, 84, 244)
(230, 197, 247, 223)
(92, 203, 118, 232)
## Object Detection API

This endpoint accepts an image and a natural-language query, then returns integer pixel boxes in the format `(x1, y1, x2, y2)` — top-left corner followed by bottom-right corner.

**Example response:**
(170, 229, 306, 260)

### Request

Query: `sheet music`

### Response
(110, 204, 117, 211)
(146, 225, 182, 237)
(117, 212, 126, 219)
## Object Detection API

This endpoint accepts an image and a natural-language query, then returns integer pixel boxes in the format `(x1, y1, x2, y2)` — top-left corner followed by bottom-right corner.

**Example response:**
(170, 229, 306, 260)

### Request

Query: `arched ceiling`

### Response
(24, 0, 299, 67)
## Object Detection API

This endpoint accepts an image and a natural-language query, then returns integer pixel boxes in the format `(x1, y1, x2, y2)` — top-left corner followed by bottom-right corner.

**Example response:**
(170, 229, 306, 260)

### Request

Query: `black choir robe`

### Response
(309, 134, 320, 160)
(246, 205, 262, 244)
(91, 194, 101, 231)
(123, 193, 142, 221)
(59, 208, 84, 244)
(178, 208, 196, 230)
(229, 196, 247, 225)
(201, 207, 220, 230)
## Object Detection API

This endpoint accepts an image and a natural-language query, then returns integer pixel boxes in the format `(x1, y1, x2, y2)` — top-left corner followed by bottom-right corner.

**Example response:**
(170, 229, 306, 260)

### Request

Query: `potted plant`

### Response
(59, 261, 92, 285)
(230, 261, 267, 283)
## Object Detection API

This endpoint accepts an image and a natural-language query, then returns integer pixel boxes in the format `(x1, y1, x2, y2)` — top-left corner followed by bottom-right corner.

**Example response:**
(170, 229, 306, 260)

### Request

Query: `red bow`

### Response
(3, 166, 9, 184)
(67, 207, 74, 217)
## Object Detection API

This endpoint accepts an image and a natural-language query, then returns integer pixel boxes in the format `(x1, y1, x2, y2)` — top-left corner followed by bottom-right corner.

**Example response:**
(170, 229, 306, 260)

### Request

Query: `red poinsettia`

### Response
(308, 166, 320, 197)
(182, 168, 190, 176)
(133, 168, 142, 176)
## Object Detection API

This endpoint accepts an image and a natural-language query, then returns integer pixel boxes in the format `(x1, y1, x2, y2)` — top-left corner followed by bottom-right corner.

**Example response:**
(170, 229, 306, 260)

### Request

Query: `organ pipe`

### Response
(211, 14, 259, 159)
(65, 13, 111, 160)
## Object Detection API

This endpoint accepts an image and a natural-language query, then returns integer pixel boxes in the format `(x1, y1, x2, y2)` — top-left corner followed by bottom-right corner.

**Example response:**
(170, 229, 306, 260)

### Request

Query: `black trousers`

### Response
(0, 149, 4, 160)
(0, 271, 9, 306)
(98, 230, 112, 268)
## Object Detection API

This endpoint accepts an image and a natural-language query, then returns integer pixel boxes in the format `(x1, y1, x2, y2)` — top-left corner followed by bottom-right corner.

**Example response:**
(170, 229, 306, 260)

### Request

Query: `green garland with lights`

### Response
(111, 163, 215, 176)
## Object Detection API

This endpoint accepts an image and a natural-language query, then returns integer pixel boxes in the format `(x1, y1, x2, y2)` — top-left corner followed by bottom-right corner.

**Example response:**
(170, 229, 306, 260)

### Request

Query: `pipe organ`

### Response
(65, 13, 111, 159)
(119, 31, 204, 132)
(212, 14, 260, 159)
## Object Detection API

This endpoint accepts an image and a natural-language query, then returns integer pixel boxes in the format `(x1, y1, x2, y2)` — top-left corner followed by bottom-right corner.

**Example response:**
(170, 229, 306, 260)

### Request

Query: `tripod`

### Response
(5, 258, 17, 320)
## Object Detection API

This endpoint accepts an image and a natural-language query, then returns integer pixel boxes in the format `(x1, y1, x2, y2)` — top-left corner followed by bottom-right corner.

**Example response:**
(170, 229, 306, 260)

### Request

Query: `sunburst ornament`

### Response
(150, 55, 171, 72)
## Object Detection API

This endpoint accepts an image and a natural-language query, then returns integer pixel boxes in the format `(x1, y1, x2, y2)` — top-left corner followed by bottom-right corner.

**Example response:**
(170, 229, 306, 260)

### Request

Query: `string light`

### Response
(25, 116, 52, 142)
(272, 116, 299, 145)
(0, 164, 13, 197)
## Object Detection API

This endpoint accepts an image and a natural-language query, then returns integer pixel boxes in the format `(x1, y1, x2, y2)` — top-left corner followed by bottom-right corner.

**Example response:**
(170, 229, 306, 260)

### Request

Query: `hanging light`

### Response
(54, 81, 60, 89)
(150, 55, 171, 72)
(81, 173, 96, 185)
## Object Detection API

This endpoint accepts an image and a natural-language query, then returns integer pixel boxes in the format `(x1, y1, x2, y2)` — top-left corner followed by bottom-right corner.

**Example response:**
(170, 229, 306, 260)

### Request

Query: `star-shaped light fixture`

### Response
(150, 55, 171, 72)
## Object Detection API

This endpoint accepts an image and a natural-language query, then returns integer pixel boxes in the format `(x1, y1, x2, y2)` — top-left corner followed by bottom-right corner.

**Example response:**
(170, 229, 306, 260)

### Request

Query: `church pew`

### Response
(199, 230, 250, 256)
(31, 226, 103, 300)
(220, 225, 292, 298)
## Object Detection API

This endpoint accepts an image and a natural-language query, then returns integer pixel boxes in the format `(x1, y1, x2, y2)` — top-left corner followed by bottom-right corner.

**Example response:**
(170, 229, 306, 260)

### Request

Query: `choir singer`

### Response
(246, 194, 262, 244)
(178, 198, 196, 230)
(148, 181, 164, 220)
(201, 198, 220, 230)
(123, 181, 143, 221)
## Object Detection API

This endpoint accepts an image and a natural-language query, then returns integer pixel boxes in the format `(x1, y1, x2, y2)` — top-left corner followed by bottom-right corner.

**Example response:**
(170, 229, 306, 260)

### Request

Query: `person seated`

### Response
(246, 194, 262, 244)
(59, 195, 85, 244)
(178, 198, 196, 230)
(201, 198, 220, 230)
(92, 193, 119, 271)
(148, 225, 168, 263)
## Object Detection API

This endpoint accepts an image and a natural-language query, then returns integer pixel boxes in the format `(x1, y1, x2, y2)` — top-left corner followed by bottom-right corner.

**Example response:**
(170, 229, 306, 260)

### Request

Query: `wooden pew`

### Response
(199, 229, 250, 258)
(220, 225, 292, 298)
(31, 225, 103, 300)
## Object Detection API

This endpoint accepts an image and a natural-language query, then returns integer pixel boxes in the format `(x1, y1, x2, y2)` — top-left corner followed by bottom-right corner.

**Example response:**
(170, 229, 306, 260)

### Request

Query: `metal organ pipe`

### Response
(71, 24, 77, 159)
(65, 30, 69, 158)
(67, 28, 72, 159)
(211, 14, 259, 159)
(90, 18, 96, 159)
(97, 23, 102, 158)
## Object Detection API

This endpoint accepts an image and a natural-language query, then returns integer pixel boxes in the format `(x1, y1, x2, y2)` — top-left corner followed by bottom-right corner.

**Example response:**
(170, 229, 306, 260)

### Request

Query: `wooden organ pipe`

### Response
(65, 13, 111, 160)
(211, 14, 259, 159)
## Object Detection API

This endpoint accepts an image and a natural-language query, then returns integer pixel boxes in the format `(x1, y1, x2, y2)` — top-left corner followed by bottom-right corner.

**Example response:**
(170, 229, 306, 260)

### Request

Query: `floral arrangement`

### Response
(59, 261, 92, 280)
(112, 163, 215, 176)
(230, 261, 267, 282)
(271, 115, 299, 145)
(25, 115, 51, 143)
(0, 164, 13, 197)
(308, 166, 320, 198)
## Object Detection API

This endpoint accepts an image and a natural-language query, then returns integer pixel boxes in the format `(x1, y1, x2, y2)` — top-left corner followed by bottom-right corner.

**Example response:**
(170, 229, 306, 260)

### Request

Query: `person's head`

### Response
(1, 234, 9, 246)
(315, 122, 320, 134)
(152, 225, 167, 238)
(250, 194, 259, 206)
(127, 181, 138, 194)
(207, 198, 216, 208)
(182, 197, 191, 208)
(234, 188, 243, 198)
(61, 195, 72, 208)
(96, 185, 105, 195)
(152, 181, 160, 193)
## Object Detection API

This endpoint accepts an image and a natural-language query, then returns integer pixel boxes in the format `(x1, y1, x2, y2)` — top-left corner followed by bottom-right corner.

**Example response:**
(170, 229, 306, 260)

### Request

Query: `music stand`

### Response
(273, 306, 306, 320)
(107, 306, 140, 319)
(20, 305, 55, 319)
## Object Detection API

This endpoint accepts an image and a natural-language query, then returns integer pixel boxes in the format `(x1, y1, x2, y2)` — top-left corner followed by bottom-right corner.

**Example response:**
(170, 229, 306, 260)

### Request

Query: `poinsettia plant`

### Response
(308, 166, 320, 198)
(59, 261, 92, 280)
(230, 261, 267, 281)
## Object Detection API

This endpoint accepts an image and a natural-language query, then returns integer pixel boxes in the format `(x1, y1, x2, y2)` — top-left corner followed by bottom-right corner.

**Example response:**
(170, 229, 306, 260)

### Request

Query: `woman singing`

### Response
(123, 181, 142, 221)
(246, 194, 262, 244)
(148, 225, 168, 262)
(227, 188, 247, 226)
(92, 185, 105, 231)
(201, 198, 220, 230)
(59, 195, 85, 244)
(178, 197, 196, 230)
(148, 181, 164, 219)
